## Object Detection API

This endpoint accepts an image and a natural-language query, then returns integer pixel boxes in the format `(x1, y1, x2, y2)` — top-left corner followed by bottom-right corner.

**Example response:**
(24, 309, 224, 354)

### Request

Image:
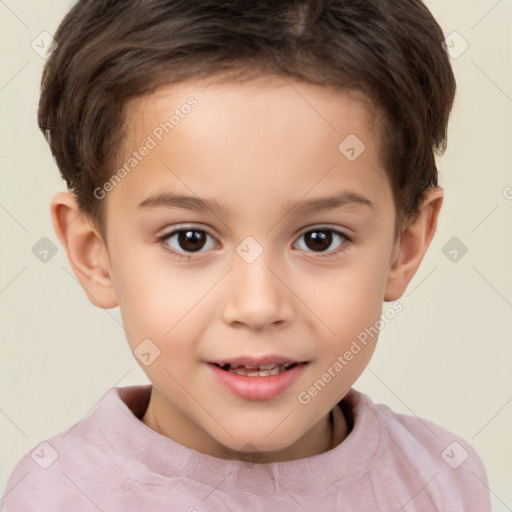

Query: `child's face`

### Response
(96, 76, 402, 459)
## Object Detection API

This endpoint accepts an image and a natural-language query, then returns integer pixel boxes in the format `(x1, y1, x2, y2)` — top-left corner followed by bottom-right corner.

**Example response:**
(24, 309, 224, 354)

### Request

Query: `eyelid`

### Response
(159, 223, 350, 241)
(295, 224, 351, 237)
(158, 223, 218, 239)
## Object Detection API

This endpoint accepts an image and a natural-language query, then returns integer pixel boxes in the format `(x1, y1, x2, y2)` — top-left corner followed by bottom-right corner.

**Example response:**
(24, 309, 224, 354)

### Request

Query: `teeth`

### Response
(257, 364, 278, 370)
(230, 365, 284, 377)
(221, 362, 297, 377)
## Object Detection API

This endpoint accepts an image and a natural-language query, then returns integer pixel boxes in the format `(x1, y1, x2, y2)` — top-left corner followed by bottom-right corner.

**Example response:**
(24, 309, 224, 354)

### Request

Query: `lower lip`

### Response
(207, 363, 307, 401)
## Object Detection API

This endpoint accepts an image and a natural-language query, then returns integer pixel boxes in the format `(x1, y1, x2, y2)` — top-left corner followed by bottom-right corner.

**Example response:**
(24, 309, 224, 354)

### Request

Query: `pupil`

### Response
(306, 230, 332, 252)
(178, 230, 206, 252)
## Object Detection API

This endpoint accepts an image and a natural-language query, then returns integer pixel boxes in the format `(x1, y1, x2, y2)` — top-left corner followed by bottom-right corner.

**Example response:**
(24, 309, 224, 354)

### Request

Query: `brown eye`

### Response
(294, 228, 348, 255)
(303, 230, 333, 252)
(177, 230, 207, 251)
(161, 228, 216, 254)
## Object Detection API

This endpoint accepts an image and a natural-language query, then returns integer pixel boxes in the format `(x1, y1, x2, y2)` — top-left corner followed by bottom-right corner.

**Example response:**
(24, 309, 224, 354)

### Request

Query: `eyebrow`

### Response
(138, 191, 375, 216)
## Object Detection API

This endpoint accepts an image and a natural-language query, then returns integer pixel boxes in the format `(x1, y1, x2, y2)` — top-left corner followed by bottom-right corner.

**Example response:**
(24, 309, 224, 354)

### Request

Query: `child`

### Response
(2, 0, 491, 510)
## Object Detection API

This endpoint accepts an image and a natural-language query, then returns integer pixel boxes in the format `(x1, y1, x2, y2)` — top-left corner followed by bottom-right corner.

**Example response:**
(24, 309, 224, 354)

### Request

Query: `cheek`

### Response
(109, 244, 220, 353)
(298, 257, 387, 335)
(108, 244, 177, 343)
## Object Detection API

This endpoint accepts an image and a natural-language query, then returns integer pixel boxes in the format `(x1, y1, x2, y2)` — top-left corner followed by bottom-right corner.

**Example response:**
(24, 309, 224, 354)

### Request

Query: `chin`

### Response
(214, 430, 300, 458)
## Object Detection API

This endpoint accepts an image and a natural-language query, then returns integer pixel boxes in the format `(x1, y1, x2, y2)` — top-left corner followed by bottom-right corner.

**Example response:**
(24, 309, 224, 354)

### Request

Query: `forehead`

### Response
(125, 75, 380, 143)
(111, 76, 391, 221)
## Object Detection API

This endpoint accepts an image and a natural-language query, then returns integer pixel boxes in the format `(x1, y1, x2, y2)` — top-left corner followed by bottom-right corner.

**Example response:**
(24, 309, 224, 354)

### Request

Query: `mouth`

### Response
(207, 359, 309, 401)
(210, 361, 300, 377)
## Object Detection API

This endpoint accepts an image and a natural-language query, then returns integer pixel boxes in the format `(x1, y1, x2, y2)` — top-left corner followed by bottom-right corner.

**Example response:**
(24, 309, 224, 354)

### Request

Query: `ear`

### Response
(384, 187, 443, 301)
(50, 192, 118, 309)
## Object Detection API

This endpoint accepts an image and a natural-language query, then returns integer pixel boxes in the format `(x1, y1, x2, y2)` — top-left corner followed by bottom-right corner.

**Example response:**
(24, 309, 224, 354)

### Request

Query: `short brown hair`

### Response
(38, 0, 456, 241)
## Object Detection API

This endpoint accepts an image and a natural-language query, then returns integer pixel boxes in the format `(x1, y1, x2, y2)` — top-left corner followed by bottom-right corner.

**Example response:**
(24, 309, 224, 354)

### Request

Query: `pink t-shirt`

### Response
(2, 385, 491, 511)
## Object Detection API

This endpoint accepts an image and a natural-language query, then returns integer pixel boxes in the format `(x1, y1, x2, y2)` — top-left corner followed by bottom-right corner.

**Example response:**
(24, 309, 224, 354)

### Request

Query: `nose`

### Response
(221, 249, 295, 331)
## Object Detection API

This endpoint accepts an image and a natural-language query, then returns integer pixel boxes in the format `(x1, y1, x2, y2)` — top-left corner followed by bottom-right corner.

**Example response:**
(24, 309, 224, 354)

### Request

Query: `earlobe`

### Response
(384, 188, 443, 302)
(50, 192, 118, 309)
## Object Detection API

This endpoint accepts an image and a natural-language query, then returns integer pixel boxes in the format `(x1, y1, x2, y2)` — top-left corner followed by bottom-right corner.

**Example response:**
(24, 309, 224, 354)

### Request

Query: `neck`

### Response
(141, 388, 349, 463)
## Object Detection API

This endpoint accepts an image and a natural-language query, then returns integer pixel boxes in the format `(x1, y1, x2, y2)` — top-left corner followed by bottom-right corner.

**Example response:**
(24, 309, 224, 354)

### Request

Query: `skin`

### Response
(50, 75, 443, 463)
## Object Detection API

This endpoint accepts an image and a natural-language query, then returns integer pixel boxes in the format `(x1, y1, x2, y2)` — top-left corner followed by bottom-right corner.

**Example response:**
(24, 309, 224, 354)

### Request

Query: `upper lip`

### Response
(208, 355, 307, 367)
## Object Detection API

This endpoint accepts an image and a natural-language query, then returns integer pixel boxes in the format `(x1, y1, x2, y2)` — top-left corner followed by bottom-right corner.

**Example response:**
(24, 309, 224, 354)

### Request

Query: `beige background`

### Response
(1, 0, 511, 509)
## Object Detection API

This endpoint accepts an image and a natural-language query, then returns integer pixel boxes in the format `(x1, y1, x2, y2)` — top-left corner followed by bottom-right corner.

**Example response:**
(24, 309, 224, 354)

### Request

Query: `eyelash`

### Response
(157, 225, 352, 261)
